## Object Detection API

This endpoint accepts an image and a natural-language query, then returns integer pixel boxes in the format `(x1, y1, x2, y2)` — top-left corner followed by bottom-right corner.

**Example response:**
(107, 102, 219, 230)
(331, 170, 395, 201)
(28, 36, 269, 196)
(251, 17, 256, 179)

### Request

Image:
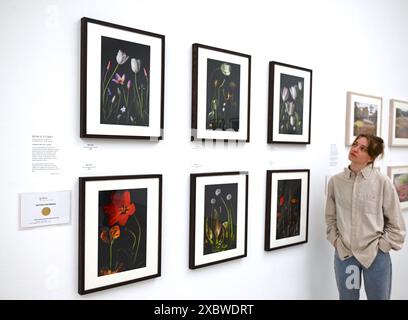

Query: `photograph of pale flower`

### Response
(279, 73, 304, 135)
(206, 59, 241, 132)
(203, 183, 238, 255)
(100, 36, 150, 127)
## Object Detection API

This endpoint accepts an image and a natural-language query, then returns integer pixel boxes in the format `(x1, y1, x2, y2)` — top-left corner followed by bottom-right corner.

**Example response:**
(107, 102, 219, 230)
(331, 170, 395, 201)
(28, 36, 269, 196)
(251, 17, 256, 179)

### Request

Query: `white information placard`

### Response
(20, 191, 71, 228)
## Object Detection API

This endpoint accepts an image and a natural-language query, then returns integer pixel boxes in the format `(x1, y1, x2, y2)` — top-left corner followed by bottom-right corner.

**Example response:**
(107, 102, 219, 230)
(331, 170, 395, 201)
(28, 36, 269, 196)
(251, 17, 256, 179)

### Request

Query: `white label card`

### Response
(20, 191, 71, 228)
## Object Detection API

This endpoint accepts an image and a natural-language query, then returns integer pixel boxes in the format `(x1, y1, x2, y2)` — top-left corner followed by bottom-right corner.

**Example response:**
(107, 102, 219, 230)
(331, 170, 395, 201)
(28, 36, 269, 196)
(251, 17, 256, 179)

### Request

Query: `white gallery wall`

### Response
(0, 0, 407, 299)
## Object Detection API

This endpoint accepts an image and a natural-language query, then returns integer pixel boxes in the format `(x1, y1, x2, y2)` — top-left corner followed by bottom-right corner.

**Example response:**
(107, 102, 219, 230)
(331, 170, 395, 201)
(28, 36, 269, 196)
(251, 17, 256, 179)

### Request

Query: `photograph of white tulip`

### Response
(100, 37, 150, 127)
(279, 74, 304, 135)
(268, 61, 312, 144)
(80, 17, 164, 139)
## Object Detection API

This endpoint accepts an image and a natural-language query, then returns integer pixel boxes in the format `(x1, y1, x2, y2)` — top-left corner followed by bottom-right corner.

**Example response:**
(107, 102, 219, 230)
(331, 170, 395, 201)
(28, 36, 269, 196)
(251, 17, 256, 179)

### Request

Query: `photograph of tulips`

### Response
(98, 188, 147, 276)
(192, 44, 251, 142)
(190, 172, 248, 269)
(100, 36, 150, 127)
(346, 92, 382, 145)
(268, 61, 312, 144)
(79, 174, 162, 295)
(80, 17, 164, 139)
(389, 99, 408, 146)
(265, 170, 309, 251)
(388, 166, 408, 210)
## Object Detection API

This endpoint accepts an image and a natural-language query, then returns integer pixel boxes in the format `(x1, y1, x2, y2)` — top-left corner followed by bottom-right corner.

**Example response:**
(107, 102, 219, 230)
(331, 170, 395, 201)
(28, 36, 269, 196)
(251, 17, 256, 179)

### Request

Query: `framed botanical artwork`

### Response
(80, 17, 165, 139)
(78, 174, 162, 294)
(387, 166, 408, 210)
(189, 171, 248, 269)
(389, 99, 408, 146)
(346, 92, 382, 145)
(267, 61, 312, 144)
(191, 43, 251, 142)
(265, 170, 310, 251)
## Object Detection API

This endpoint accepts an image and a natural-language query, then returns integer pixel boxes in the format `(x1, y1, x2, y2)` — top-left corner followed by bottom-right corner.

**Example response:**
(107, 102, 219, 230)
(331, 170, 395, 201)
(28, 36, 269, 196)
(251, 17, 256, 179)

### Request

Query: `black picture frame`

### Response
(80, 17, 165, 139)
(192, 43, 251, 142)
(265, 169, 310, 251)
(189, 171, 248, 269)
(78, 174, 162, 294)
(268, 61, 312, 144)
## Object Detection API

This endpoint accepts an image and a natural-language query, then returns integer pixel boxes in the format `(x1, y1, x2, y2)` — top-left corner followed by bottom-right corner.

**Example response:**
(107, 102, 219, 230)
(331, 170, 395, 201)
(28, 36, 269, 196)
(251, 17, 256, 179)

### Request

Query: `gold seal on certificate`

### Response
(41, 207, 51, 216)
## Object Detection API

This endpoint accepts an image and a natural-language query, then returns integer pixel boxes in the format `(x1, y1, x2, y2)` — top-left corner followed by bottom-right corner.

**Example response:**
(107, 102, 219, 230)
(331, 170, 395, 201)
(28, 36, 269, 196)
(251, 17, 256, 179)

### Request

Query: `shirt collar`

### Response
(344, 165, 374, 179)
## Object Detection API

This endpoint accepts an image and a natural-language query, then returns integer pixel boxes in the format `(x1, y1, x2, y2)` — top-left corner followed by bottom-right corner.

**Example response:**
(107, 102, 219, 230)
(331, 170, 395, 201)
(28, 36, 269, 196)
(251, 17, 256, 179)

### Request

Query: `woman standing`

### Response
(325, 134, 406, 299)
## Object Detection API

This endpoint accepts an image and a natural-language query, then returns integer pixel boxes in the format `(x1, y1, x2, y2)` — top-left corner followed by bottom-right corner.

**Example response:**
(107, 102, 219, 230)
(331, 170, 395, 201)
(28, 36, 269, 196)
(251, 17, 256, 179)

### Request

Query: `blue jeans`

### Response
(334, 250, 392, 300)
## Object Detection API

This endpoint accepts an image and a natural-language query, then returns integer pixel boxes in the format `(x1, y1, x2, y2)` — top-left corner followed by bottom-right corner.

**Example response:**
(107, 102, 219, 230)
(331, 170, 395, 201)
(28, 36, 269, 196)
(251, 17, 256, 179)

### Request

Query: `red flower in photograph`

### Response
(103, 191, 136, 226)
(279, 195, 285, 206)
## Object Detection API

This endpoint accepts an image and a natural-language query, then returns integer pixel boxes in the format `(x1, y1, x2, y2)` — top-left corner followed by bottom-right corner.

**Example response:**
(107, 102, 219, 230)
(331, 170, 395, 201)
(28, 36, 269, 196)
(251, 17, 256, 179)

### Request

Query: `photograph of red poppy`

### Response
(98, 188, 147, 276)
(79, 174, 161, 295)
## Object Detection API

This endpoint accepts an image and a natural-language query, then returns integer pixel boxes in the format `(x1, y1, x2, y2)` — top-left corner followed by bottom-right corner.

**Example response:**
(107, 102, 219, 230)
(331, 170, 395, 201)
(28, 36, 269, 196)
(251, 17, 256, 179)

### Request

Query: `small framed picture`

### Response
(389, 99, 408, 146)
(267, 61, 312, 144)
(189, 171, 248, 269)
(387, 166, 408, 210)
(78, 174, 162, 294)
(191, 43, 251, 142)
(80, 17, 165, 139)
(265, 170, 310, 251)
(346, 92, 382, 145)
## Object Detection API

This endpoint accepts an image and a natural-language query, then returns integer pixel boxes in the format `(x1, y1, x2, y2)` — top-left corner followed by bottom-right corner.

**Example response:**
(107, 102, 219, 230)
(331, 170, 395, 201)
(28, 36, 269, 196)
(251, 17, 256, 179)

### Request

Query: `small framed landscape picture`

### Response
(267, 61, 312, 144)
(346, 92, 382, 145)
(189, 171, 248, 269)
(78, 174, 162, 294)
(191, 43, 251, 142)
(80, 17, 165, 139)
(265, 170, 310, 251)
(387, 166, 408, 210)
(389, 99, 408, 147)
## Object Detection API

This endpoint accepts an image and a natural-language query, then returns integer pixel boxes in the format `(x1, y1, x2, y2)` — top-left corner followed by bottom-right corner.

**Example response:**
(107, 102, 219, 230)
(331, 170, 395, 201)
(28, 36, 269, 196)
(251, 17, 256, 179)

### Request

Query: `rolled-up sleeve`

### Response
(380, 178, 406, 251)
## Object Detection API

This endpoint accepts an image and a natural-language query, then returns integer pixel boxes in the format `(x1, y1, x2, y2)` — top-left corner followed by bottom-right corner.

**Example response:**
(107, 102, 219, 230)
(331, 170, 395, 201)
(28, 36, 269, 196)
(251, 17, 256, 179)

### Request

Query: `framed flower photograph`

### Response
(389, 99, 408, 146)
(189, 171, 248, 269)
(267, 61, 312, 144)
(191, 43, 251, 142)
(346, 92, 382, 145)
(387, 166, 408, 210)
(78, 174, 162, 295)
(265, 169, 310, 251)
(80, 17, 165, 139)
